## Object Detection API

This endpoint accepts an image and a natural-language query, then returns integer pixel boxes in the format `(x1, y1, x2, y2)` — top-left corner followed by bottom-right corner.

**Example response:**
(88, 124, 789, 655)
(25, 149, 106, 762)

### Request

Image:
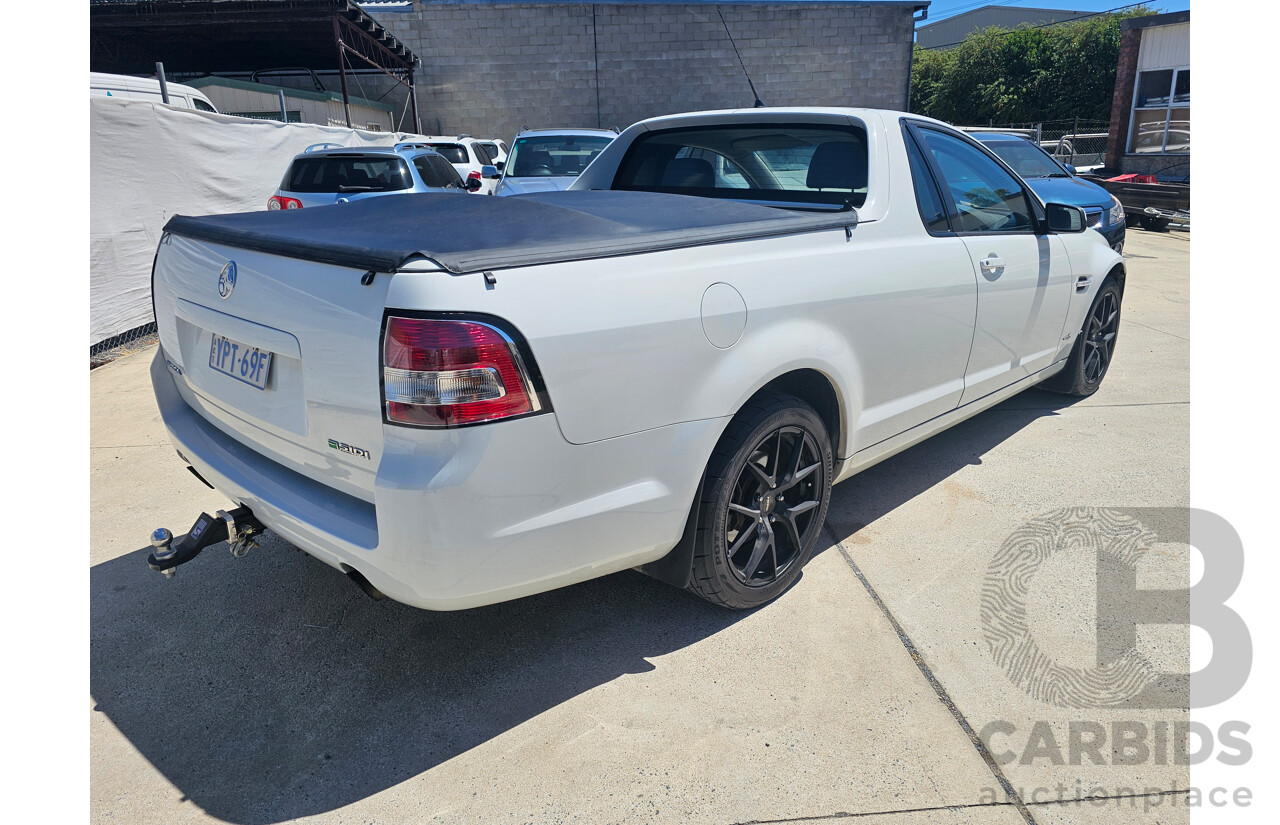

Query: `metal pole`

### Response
(155, 61, 170, 105)
(333, 17, 352, 128)
(408, 69, 420, 134)
(278, 90, 288, 123)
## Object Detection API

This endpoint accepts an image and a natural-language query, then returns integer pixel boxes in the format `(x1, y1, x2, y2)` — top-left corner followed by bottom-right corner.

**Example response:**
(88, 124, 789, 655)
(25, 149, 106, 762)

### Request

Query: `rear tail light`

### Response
(382, 316, 544, 427)
(267, 196, 303, 210)
(467, 171, 482, 182)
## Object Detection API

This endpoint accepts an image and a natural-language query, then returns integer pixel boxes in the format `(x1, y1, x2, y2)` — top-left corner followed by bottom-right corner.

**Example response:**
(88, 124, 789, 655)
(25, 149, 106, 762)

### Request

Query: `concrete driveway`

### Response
(91, 229, 1190, 825)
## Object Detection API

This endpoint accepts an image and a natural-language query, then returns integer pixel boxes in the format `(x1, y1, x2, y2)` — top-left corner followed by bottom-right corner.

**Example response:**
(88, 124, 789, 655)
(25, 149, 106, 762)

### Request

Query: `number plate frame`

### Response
(208, 333, 273, 390)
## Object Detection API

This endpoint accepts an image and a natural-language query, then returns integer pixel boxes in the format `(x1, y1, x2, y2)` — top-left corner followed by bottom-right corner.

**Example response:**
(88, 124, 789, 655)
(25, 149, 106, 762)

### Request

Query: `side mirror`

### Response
(481, 164, 500, 179)
(1064, 163, 1077, 175)
(1045, 203, 1088, 233)
(465, 177, 482, 192)
(494, 161, 505, 172)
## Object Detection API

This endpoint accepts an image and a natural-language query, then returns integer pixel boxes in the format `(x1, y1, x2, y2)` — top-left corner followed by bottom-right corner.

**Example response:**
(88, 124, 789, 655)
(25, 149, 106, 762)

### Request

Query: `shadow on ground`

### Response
(823, 387, 1085, 544)
(91, 388, 1081, 825)
(92, 541, 748, 824)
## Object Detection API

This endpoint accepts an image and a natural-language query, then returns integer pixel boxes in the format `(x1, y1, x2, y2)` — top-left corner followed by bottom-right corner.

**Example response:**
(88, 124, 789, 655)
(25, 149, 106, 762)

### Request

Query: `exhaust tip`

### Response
(342, 566, 386, 601)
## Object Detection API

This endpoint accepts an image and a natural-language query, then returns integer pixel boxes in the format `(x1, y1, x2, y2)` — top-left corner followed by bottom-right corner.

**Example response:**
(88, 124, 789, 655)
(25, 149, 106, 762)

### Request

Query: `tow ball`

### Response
(147, 506, 267, 578)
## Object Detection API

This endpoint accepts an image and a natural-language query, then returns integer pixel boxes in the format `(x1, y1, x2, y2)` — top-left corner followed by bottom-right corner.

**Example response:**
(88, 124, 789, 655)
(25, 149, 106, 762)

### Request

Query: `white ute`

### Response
(149, 108, 1125, 610)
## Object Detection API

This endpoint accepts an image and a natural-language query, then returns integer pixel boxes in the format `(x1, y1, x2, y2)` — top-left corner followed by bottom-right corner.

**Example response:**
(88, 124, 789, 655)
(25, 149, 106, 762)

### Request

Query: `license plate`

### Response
(208, 333, 273, 390)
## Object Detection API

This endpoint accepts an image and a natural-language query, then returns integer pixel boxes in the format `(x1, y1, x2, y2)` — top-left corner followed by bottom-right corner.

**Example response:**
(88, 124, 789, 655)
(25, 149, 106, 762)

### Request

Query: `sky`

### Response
(923, 0, 1191, 23)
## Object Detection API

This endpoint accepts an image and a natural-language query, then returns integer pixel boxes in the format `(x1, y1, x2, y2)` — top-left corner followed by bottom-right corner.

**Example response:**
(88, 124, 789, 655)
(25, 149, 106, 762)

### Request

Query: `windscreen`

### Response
(612, 123, 869, 208)
(506, 135, 615, 178)
(981, 140, 1068, 178)
(283, 156, 411, 193)
(427, 144, 469, 164)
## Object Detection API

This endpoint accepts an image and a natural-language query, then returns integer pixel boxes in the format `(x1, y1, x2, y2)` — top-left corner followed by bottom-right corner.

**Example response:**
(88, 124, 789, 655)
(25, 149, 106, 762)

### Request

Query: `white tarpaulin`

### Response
(90, 98, 422, 347)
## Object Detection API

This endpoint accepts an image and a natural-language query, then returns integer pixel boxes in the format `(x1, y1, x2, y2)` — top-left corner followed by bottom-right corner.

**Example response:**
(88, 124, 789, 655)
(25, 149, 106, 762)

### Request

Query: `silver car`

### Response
(493, 128, 617, 196)
(268, 143, 475, 210)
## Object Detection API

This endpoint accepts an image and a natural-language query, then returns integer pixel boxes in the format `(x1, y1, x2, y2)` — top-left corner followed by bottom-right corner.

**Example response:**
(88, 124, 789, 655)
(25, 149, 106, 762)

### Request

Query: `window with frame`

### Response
(612, 123, 870, 208)
(1129, 68, 1189, 154)
(903, 128, 951, 234)
(413, 155, 463, 189)
(915, 128, 1033, 234)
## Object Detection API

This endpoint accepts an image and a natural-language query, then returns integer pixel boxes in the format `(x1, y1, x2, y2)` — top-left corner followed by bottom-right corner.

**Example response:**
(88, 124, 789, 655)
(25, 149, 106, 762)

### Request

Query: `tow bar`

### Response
(147, 505, 267, 578)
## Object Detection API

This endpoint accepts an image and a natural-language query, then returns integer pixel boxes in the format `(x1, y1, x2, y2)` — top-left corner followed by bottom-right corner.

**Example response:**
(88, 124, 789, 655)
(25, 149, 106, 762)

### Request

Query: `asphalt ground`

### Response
(90, 228, 1190, 825)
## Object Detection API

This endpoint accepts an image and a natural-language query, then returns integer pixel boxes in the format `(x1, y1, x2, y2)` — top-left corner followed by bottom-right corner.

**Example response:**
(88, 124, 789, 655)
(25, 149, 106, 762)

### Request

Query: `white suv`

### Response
(416, 135, 502, 195)
(476, 138, 509, 170)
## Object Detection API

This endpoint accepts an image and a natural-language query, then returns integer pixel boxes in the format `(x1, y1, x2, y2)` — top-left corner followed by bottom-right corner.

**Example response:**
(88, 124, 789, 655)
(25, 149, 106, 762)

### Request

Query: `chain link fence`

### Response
(959, 119, 1112, 172)
(90, 322, 158, 369)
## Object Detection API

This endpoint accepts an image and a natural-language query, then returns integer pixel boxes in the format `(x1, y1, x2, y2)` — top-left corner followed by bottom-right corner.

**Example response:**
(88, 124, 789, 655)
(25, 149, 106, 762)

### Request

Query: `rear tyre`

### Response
(1044, 277, 1122, 397)
(687, 394, 833, 609)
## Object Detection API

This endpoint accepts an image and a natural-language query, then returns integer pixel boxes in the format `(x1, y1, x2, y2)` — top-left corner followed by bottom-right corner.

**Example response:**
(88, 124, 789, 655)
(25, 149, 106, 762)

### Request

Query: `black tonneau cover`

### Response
(163, 190, 857, 274)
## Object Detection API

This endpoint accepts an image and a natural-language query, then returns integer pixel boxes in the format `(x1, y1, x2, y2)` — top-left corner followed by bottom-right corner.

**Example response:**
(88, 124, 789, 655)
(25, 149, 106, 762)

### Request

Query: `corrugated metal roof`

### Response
(185, 76, 396, 112)
(917, 5, 1093, 49)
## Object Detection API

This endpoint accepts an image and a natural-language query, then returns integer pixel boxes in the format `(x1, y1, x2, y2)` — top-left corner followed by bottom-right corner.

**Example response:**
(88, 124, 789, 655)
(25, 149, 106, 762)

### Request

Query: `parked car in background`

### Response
(477, 138, 509, 170)
(494, 128, 617, 196)
(150, 107, 1124, 613)
(90, 71, 219, 112)
(415, 135, 502, 194)
(972, 132, 1125, 252)
(268, 143, 474, 210)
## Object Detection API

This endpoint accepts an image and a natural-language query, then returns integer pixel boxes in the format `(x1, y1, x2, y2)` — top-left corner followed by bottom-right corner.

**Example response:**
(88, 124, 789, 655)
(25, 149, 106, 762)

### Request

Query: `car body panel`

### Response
(152, 107, 1122, 610)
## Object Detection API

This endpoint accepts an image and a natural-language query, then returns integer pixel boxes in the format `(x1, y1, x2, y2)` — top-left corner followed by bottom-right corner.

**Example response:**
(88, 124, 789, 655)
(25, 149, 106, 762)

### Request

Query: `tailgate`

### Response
(153, 233, 390, 501)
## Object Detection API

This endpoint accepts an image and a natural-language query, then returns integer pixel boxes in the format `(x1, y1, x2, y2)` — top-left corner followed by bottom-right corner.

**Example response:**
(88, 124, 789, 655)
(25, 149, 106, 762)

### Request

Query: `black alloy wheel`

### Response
(1044, 277, 1122, 397)
(688, 394, 833, 609)
(724, 426, 825, 587)
(1083, 288, 1119, 385)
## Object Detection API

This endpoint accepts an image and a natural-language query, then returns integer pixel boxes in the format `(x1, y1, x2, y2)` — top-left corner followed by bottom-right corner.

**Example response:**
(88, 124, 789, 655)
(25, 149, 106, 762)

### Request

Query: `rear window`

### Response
(427, 144, 469, 165)
(612, 123, 868, 208)
(412, 155, 463, 189)
(506, 135, 615, 178)
(284, 156, 411, 193)
(478, 142, 501, 159)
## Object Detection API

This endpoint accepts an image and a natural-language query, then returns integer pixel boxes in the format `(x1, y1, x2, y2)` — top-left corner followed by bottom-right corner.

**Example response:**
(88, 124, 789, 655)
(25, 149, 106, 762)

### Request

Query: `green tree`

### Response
(910, 7, 1156, 125)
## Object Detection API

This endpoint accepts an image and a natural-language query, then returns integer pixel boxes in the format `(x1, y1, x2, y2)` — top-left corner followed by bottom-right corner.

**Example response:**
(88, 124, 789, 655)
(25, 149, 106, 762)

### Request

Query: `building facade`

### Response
(372, 1, 925, 142)
(1105, 10, 1190, 180)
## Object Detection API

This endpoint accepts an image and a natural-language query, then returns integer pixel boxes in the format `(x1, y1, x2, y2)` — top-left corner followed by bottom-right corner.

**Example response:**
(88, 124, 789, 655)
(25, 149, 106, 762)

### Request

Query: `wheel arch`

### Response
(638, 366, 850, 590)
(1107, 262, 1126, 296)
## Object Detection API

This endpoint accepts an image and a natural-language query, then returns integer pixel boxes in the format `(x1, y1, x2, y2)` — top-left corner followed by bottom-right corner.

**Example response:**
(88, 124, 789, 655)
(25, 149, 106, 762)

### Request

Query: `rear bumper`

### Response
(152, 349, 726, 610)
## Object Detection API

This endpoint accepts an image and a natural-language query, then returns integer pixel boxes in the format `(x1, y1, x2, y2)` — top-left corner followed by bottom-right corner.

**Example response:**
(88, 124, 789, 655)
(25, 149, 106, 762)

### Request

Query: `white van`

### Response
(90, 72, 220, 113)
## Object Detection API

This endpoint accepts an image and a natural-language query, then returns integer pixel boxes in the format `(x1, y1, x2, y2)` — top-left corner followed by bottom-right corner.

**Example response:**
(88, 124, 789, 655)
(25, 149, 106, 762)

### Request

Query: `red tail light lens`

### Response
(268, 196, 302, 211)
(382, 316, 540, 427)
(283, 197, 302, 209)
(267, 196, 282, 211)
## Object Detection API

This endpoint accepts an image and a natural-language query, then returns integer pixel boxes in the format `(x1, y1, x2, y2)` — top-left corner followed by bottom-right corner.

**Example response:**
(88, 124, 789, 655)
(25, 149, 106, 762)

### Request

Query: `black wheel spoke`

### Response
(784, 499, 819, 517)
(769, 431, 784, 487)
(779, 461, 821, 492)
(742, 524, 772, 581)
(786, 430, 805, 480)
(744, 460, 772, 488)
(727, 523, 756, 559)
(778, 511, 803, 553)
(722, 422, 826, 588)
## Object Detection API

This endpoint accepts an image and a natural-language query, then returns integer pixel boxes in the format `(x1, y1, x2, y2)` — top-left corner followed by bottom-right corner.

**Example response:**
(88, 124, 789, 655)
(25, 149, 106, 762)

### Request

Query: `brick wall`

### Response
(1105, 26, 1142, 170)
(379, 2, 915, 141)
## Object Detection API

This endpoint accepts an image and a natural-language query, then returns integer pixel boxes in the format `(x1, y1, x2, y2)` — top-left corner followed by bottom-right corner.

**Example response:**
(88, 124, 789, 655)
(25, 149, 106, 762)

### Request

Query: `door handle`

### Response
(1076, 275, 1092, 292)
(979, 255, 1005, 271)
